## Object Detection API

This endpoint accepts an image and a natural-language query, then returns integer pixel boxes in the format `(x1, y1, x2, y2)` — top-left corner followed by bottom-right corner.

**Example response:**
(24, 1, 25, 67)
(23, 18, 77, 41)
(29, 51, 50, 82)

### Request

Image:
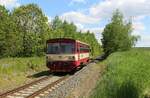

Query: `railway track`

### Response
(0, 60, 96, 98)
(0, 75, 69, 98)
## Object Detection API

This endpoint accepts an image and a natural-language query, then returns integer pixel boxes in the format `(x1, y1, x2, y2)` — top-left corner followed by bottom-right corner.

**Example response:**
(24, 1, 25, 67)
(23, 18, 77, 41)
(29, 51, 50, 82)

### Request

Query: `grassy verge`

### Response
(91, 48, 150, 98)
(0, 57, 46, 92)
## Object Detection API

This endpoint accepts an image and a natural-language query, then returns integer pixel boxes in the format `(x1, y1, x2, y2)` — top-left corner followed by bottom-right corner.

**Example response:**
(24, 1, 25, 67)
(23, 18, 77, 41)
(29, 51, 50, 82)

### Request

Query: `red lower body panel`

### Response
(47, 58, 89, 72)
(47, 61, 76, 72)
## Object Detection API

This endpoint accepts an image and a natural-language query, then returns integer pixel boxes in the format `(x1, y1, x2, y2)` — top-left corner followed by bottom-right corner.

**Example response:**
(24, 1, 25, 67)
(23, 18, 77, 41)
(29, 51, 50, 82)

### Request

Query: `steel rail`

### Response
(26, 76, 69, 98)
(0, 76, 50, 98)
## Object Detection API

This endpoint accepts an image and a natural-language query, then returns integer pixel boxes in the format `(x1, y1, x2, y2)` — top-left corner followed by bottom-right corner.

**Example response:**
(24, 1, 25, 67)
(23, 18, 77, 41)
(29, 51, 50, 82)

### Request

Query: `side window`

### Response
(82, 45, 90, 52)
(80, 45, 83, 52)
(79, 44, 90, 53)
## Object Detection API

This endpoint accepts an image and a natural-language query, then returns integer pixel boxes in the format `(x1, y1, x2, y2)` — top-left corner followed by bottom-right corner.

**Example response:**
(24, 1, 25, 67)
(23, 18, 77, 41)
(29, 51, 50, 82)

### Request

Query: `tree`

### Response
(0, 5, 19, 57)
(101, 9, 138, 56)
(12, 4, 49, 56)
(0, 4, 101, 58)
(61, 21, 77, 38)
(51, 16, 63, 30)
(0, 5, 9, 57)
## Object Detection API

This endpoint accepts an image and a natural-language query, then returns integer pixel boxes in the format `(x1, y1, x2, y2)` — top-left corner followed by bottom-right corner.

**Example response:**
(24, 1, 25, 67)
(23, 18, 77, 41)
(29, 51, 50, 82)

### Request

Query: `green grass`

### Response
(0, 57, 46, 74)
(91, 48, 150, 98)
(0, 57, 47, 91)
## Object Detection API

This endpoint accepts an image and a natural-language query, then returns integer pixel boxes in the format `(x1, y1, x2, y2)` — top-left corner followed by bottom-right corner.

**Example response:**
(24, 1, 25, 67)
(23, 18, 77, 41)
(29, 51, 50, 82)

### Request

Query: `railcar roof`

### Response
(76, 40, 89, 46)
(47, 38, 89, 46)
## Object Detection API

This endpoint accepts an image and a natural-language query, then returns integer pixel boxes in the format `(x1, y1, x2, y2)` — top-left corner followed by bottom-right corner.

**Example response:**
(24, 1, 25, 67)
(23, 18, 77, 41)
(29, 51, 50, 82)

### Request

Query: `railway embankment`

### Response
(91, 48, 150, 98)
(44, 62, 105, 98)
(0, 58, 105, 98)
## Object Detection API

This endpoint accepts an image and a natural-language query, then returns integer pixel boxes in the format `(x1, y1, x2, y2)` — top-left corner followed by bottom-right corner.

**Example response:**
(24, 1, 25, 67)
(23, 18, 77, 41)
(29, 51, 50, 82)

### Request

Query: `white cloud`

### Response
(131, 19, 150, 47)
(61, 11, 100, 24)
(74, 22, 103, 33)
(62, 0, 150, 26)
(133, 16, 146, 21)
(90, 0, 150, 19)
(74, 23, 84, 31)
(74, 23, 103, 44)
(132, 22, 150, 47)
(136, 35, 150, 47)
(83, 27, 103, 44)
(82, 27, 103, 33)
(0, 0, 20, 7)
(61, 0, 150, 47)
(47, 16, 53, 23)
(69, 0, 86, 5)
(95, 32, 102, 44)
(132, 21, 145, 35)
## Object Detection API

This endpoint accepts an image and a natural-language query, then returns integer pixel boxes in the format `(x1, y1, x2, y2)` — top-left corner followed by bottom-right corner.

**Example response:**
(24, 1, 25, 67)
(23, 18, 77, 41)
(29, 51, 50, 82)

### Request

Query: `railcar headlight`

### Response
(68, 56, 75, 60)
(46, 56, 53, 61)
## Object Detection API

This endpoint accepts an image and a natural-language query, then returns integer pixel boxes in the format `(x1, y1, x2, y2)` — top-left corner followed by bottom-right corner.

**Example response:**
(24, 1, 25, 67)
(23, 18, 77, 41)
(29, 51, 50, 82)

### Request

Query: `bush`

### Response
(91, 48, 150, 98)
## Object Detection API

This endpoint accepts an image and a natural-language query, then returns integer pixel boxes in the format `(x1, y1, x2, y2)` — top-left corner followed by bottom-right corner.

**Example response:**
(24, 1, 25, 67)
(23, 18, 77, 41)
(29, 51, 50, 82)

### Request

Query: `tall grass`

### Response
(91, 48, 150, 98)
(0, 57, 47, 91)
(0, 57, 46, 75)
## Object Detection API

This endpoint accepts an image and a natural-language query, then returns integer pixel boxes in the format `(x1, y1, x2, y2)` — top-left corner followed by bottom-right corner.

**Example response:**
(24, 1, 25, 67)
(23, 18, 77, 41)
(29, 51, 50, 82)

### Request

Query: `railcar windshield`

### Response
(47, 43, 75, 54)
(47, 43, 60, 54)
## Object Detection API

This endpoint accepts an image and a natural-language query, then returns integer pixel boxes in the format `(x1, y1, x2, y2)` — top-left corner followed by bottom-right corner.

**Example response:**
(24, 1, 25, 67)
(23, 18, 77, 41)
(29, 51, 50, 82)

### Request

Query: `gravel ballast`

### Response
(44, 62, 104, 98)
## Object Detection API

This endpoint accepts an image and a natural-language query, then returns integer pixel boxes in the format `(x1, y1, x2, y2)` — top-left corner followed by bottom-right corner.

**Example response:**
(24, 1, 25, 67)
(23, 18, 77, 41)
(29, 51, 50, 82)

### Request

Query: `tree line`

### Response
(0, 4, 102, 58)
(101, 10, 138, 56)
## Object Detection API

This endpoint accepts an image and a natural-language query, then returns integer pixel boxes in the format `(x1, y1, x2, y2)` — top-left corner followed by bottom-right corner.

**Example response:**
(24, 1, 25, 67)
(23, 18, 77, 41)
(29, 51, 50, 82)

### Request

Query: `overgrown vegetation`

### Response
(101, 10, 138, 56)
(91, 48, 150, 98)
(0, 57, 45, 75)
(0, 4, 101, 91)
(0, 4, 101, 58)
(0, 57, 46, 92)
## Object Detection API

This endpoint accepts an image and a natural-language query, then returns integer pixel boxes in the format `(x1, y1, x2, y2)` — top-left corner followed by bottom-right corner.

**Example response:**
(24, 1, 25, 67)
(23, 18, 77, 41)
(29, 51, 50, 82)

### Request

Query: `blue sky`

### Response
(0, 0, 150, 47)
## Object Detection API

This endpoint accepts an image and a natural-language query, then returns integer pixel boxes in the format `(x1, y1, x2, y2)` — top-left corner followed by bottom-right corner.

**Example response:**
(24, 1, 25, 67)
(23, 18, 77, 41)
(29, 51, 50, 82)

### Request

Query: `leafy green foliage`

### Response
(50, 16, 102, 57)
(0, 4, 101, 58)
(101, 10, 138, 55)
(0, 5, 19, 57)
(91, 48, 150, 98)
(12, 4, 49, 56)
(0, 5, 9, 57)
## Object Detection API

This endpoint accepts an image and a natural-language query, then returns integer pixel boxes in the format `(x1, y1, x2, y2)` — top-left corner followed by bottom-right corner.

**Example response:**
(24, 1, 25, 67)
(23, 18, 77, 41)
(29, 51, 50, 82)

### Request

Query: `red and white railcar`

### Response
(46, 38, 90, 72)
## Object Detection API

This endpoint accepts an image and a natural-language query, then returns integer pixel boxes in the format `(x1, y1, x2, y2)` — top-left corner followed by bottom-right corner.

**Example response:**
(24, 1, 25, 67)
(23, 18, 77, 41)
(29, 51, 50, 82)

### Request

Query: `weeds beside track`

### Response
(91, 48, 150, 98)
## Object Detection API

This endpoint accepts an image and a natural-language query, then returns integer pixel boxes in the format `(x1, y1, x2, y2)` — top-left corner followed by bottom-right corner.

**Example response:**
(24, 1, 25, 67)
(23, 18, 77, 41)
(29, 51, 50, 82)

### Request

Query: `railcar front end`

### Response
(46, 38, 90, 72)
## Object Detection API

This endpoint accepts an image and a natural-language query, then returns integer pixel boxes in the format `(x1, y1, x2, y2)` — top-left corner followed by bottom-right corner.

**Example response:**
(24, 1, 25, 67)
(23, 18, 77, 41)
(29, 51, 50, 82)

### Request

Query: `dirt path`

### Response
(66, 64, 105, 98)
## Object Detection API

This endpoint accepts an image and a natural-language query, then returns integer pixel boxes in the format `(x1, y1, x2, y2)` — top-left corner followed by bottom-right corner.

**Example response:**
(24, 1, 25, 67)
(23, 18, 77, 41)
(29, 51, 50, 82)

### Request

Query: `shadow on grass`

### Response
(28, 70, 52, 78)
(27, 70, 70, 78)
(115, 80, 139, 98)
